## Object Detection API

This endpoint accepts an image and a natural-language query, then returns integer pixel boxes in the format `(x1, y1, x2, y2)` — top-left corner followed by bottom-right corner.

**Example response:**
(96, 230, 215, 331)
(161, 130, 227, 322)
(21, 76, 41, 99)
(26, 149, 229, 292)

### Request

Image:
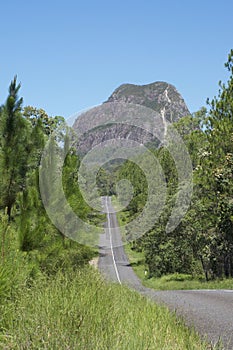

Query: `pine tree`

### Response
(0, 76, 29, 219)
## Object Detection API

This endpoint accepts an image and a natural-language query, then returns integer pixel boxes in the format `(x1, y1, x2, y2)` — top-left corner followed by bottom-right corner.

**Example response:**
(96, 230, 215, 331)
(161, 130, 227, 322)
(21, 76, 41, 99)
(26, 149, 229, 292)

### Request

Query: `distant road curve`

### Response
(98, 196, 233, 349)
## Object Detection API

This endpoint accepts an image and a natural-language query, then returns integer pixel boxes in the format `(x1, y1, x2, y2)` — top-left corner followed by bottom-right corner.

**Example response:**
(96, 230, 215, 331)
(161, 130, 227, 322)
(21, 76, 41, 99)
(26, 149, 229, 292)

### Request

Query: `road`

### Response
(98, 196, 233, 350)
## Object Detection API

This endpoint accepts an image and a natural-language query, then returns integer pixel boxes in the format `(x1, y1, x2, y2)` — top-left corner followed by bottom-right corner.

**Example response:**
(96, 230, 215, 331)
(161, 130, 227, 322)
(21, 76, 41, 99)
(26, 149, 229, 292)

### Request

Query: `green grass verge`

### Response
(125, 245, 233, 290)
(113, 198, 233, 291)
(0, 268, 220, 349)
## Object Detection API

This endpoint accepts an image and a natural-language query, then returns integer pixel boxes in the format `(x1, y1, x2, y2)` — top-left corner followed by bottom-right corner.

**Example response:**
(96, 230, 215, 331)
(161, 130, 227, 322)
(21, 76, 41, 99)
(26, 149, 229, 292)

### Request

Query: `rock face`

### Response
(105, 82, 190, 122)
(73, 82, 190, 155)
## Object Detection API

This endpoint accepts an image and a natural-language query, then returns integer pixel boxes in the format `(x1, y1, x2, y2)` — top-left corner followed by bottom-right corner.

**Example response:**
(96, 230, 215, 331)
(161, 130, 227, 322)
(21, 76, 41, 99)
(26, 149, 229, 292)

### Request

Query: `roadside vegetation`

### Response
(115, 205, 233, 290)
(107, 51, 233, 286)
(1, 51, 233, 348)
(124, 240, 233, 291)
(0, 75, 218, 349)
(1, 267, 221, 350)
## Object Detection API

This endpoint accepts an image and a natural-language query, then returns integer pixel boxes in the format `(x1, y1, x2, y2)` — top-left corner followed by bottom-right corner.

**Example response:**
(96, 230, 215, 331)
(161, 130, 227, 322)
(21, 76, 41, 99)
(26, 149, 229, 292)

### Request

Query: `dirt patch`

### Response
(89, 257, 99, 269)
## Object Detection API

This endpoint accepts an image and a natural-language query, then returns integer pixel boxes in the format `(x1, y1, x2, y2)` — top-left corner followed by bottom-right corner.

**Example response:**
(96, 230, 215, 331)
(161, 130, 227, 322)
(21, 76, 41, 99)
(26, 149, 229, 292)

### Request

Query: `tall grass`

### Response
(0, 208, 221, 349)
(0, 268, 217, 349)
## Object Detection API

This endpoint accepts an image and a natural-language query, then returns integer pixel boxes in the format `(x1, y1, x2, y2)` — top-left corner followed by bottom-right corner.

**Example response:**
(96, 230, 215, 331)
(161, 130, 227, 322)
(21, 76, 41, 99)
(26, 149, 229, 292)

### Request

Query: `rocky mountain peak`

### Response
(105, 81, 190, 122)
(73, 82, 190, 155)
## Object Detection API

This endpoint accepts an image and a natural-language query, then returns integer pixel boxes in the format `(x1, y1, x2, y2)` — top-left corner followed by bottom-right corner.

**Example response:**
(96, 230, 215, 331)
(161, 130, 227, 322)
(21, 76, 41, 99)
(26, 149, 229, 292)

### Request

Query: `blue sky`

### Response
(0, 0, 233, 119)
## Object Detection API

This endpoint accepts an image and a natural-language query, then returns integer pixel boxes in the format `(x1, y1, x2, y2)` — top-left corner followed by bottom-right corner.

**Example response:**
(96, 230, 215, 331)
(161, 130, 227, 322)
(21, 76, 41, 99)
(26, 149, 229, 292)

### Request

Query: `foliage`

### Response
(0, 269, 215, 350)
(0, 77, 30, 218)
(0, 52, 233, 347)
(115, 50, 233, 281)
(0, 76, 96, 301)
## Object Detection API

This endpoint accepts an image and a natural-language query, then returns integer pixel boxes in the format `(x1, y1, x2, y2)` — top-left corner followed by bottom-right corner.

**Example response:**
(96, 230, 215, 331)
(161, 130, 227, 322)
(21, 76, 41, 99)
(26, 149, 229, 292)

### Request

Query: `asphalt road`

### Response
(98, 196, 233, 349)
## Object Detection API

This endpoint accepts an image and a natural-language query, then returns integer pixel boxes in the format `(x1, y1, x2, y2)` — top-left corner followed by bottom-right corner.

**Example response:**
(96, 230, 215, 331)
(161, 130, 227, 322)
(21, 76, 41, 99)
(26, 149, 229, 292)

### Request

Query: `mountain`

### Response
(105, 82, 190, 122)
(73, 82, 190, 155)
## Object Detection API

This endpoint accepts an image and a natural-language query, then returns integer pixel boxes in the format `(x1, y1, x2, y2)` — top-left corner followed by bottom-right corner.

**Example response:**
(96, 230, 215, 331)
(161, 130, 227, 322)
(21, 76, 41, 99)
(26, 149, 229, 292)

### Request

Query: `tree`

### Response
(200, 49, 233, 277)
(116, 53, 233, 279)
(0, 77, 30, 219)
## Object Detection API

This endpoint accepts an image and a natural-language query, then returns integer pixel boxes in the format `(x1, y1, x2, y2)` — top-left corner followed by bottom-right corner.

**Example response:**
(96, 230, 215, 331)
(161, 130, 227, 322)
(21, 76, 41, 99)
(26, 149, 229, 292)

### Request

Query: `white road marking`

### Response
(105, 197, 122, 285)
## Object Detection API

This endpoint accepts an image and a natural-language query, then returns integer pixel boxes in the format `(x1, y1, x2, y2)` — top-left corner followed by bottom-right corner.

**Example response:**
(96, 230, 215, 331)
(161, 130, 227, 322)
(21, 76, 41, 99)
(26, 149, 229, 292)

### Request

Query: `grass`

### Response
(113, 198, 233, 291)
(125, 244, 233, 290)
(0, 202, 224, 349)
(0, 268, 220, 349)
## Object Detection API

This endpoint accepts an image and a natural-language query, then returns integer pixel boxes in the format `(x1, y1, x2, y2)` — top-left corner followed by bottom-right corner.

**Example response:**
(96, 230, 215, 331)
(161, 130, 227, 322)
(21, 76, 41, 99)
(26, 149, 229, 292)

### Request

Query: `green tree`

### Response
(199, 49, 233, 277)
(0, 77, 30, 219)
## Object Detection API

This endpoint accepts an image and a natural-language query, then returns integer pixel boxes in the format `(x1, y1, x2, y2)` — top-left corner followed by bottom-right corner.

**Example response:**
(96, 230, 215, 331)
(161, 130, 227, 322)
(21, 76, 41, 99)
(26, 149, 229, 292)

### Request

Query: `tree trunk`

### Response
(200, 255, 209, 281)
(7, 204, 12, 221)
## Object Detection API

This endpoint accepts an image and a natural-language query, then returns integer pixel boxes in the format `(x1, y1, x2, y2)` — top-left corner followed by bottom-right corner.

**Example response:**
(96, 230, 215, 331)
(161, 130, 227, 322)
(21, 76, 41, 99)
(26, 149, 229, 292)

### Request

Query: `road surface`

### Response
(98, 196, 233, 349)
